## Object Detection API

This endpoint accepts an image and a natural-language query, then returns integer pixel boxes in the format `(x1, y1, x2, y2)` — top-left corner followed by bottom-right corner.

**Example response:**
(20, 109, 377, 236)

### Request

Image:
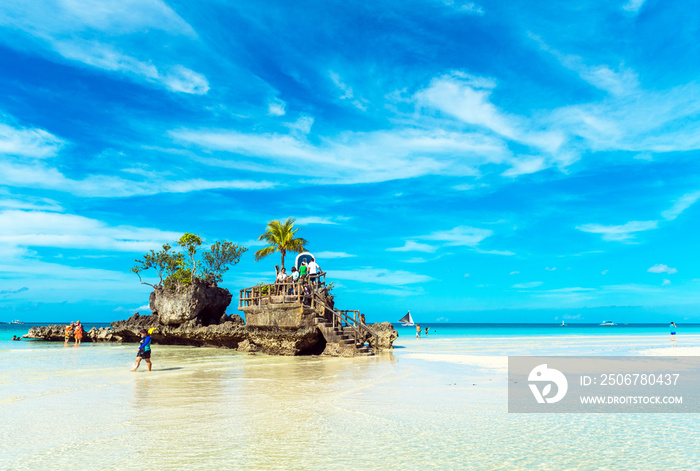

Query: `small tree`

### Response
(254, 218, 307, 271)
(131, 233, 247, 290)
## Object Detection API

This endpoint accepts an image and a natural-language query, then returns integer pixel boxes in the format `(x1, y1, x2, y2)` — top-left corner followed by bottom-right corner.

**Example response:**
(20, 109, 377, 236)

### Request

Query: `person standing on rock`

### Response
(131, 329, 152, 372)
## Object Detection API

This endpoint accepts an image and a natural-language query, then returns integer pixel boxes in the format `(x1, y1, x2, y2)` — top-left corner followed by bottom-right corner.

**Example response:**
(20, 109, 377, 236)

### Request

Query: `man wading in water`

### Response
(131, 329, 152, 372)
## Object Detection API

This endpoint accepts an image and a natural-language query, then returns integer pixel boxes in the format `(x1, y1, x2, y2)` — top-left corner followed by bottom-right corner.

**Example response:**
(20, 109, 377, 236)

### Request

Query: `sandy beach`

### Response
(2, 331, 699, 470)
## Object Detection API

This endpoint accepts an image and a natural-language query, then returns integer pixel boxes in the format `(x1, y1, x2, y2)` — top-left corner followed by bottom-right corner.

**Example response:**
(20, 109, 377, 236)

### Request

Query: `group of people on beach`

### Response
(64, 321, 84, 346)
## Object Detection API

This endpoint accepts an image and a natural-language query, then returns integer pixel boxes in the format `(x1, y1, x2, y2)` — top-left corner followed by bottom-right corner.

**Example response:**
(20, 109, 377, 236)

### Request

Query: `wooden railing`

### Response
(238, 276, 378, 349)
(239, 274, 326, 307)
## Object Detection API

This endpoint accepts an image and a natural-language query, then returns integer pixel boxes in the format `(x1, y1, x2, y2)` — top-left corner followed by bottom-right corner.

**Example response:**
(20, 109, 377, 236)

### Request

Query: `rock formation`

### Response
(150, 279, 232, 326)
(23, 280, 399, 356)
(366, 322, 399, 349)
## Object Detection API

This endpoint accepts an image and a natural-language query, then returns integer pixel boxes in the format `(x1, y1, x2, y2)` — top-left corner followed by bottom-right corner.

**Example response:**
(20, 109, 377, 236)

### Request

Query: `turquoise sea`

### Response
(2, 322, 700, 470)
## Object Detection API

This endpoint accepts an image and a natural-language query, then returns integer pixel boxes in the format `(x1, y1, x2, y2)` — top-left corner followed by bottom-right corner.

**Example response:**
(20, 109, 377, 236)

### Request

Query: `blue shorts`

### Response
(671, 332, 676, 336)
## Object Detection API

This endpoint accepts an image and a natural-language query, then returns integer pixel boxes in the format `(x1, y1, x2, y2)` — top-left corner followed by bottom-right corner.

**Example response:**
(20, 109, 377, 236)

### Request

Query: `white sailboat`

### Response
(398, 310, 415, 327)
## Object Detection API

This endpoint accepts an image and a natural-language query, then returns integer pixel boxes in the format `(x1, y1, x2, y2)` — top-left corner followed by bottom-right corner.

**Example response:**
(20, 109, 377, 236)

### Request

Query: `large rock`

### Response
(367, 322, 399, 349)
(108, 312, 321, 355)
(150, 279, 232, 326)
(24, 325, 118, 342)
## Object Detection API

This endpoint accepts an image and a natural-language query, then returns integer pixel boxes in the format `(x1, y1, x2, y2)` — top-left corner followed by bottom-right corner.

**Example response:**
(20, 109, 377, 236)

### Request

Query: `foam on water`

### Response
(2, 324, 699, 470)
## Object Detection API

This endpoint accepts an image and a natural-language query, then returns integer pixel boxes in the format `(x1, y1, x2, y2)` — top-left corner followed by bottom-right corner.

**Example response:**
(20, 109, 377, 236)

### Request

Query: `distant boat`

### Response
(559, 321, 567, 327)
(10, 320, 24, 324)
(398, 310, 415, 327)
(600, 320, 616, 326)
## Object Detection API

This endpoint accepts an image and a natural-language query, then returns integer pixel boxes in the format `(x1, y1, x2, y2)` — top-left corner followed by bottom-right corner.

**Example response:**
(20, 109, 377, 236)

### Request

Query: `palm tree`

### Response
(254, 218, 308, 271)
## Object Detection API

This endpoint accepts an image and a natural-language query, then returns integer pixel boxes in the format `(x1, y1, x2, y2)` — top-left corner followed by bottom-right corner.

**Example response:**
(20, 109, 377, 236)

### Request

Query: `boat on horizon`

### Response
(600, 320, 616, 326)
(9, 320, 24, 324)
(559, 321, 567, 327)
(398, 310, 415, 327)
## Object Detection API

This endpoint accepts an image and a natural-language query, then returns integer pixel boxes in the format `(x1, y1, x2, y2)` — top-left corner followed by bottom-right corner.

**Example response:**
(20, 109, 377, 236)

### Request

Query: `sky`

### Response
(1, 0, 700, 323)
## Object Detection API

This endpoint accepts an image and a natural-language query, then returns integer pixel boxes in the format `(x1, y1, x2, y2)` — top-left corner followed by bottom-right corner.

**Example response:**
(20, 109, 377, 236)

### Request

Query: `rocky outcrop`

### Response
(24, 325, 119, 342)
(108, 313, 322, 355)
(150, 279, 232, 326)
(366, 322, 399, 349)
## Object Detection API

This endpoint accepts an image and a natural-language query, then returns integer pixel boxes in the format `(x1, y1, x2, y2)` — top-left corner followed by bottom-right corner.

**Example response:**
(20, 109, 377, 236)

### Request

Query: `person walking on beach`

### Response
(64, 322, 74, 345)
(416, 323, 421, 339)
(74, 321, 83, 346)
(131, 329, 152, 372)
(670, 322, 677, 344)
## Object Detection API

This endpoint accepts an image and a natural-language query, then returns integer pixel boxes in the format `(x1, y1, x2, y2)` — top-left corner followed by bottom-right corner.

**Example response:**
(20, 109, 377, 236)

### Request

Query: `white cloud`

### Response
(0, 122, 64, 158)
(172, 126, 503, 185)
(509, 271, 519, 275)
(0, 197, 63, 211)
(331, 268, 433, 285)
(329, 71, 367, 110)
(0, 209, 180, 252)
(416, 73, 566, 153)
(662, 191, 700, 221)
(314, 251, 356, 259)
(576, 220, 658, 241)
(662, 279, 671, 286)
(513, 282, 543, 289)
(441, 1, 485, 15)
(0, 0, 207, 94)
(464, 273, 470, 277)
(387, 241, 439, 253)
(545, 267, 556, 271)
(294, 216, 343, 225)
(420, 225, 493, 247)
(622, 0, 646, 12)
(647, 264, 678, 274)
(474, 248, 515, 256)
(268, 98, 286, 116)
(501, 156, 547, 177)
(286, 116, 314, 135)
(601, 270, 608, 275)
(52, 40, 209, 94)
(0, 160, 274, 196)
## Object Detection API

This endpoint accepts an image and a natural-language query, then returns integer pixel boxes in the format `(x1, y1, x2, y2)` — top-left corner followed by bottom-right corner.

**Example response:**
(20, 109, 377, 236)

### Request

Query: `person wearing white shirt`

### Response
(308, 258, 321, 283)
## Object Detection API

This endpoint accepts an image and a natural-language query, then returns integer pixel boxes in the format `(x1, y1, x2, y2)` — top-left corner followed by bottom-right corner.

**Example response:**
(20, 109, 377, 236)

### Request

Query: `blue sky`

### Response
(2, 0, 700, 323)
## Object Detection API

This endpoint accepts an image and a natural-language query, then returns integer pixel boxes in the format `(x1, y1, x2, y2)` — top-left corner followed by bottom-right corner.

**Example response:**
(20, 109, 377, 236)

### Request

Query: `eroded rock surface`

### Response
(150, 279, 232, 326)
(367, 322, 399, 349)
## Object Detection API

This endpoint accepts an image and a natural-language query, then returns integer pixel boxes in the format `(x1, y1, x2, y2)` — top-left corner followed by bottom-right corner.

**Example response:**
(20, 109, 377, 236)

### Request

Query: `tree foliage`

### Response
(130, 233, 247, 290)
(254, 218, 307, 271)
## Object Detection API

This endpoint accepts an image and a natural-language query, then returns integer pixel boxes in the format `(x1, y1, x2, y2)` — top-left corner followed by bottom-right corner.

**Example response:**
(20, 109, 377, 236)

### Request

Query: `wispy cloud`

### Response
(0, 0, 207, 94)
(576, 220, 658, 241)
(419, 225, 493, 247)
(532, 35, 639, 96)
(622, 0, 646, 13)
(268, 98, 286, 116)
(387, 241, 439, 253)
(0, 209, 180, 252)
(661, 191, 700, 221)
(0, 122, 64, 158)
(294, 216, 346, 225)
(647, 264, 677, 274)
(513, 281, 543, 289)
(314, 251, 356, 259)
(331, 268, 433, 285)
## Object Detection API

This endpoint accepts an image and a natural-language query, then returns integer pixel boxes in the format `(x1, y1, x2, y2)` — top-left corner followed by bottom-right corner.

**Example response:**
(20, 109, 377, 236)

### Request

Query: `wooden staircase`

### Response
(312, 293, 377, 356)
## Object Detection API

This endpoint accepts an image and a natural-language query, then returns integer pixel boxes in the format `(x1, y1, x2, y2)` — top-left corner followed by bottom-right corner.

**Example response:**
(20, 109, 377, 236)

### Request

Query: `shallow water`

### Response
(2, 326, 699, 470)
